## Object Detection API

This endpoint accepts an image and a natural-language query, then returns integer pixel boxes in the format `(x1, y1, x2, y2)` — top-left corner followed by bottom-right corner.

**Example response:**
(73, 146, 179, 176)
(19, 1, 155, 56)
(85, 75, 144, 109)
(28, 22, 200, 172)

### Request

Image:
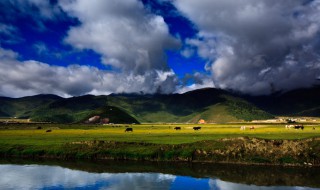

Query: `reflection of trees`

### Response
(1, 159, 320, 188)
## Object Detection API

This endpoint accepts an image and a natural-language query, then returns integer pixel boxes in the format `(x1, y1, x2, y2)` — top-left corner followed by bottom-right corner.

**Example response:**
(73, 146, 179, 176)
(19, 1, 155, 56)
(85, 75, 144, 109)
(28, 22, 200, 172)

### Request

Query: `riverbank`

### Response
(1, 137, 320, 166)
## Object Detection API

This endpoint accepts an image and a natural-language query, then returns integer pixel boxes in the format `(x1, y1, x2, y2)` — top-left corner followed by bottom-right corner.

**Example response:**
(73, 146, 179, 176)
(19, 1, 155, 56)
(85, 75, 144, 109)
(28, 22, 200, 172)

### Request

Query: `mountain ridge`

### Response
(1, 87, 319, 123)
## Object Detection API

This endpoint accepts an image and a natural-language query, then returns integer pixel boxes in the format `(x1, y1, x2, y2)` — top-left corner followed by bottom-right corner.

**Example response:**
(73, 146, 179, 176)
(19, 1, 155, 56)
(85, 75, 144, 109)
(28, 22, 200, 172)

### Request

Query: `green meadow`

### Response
(1, 123, 320, 165)
(1, 123, 320, 146)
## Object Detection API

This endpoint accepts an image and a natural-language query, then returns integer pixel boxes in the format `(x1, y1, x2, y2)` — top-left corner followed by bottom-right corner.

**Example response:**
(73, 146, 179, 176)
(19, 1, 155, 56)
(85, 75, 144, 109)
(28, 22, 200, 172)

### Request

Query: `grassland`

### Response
(1, 123, 320, 145)
(1, 123, 320, 165)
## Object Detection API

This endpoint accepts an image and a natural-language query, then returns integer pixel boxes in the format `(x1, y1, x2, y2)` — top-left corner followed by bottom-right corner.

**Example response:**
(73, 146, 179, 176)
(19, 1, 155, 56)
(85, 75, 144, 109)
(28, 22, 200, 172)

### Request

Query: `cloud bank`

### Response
(1, 0, 320, 97)
(0, 48, 176, 97)
(175, 0, 320, 95)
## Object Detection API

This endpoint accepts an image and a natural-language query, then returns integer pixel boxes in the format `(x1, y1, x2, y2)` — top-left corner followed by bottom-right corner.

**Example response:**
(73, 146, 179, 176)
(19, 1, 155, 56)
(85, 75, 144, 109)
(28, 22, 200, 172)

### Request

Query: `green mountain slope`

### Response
(107, 88, 274, 123)
(4, 87, 307, 124)
(30, 95, 138, 124)
(0, 95, 62, 118)
(187, 103, 238, 123)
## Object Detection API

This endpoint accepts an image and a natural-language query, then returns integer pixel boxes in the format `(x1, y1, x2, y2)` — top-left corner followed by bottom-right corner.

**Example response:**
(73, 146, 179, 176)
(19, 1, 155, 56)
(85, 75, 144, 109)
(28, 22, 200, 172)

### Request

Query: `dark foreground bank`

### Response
(1, 137, 320, 166)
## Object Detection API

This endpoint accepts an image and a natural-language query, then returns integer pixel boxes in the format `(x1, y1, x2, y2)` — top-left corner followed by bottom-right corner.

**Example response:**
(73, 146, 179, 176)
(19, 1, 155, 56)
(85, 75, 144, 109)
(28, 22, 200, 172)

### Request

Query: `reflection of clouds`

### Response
(2, 164, 318, 190)
(0, 165, 175, 190)
(209, 179, 319, 190)
(106, 173, 176, 190)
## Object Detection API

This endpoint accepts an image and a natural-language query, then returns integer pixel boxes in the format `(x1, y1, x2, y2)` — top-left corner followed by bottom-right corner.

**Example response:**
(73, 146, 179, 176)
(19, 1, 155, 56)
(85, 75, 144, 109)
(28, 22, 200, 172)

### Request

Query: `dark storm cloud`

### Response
(175, 0, 320, 95)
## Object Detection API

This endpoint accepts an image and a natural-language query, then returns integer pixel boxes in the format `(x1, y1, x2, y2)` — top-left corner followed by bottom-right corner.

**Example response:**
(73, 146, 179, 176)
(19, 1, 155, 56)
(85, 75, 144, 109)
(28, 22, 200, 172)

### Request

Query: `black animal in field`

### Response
(294, 125, 304, 130)
(46, 129, 52, 132)
(174, 127, 181, 130)
(125, 128, 133, 132)
(193, 126, 201, 130)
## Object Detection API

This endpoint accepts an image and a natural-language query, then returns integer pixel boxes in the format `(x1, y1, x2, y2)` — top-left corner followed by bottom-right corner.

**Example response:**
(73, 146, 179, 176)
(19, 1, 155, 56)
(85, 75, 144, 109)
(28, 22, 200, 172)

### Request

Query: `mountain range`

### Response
(1, 87, 320, 123)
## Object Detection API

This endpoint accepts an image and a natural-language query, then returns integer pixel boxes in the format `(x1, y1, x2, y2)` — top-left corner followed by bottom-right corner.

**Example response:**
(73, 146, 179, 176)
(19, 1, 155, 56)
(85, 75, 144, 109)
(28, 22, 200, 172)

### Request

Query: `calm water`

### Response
(0, 160, 319, 190)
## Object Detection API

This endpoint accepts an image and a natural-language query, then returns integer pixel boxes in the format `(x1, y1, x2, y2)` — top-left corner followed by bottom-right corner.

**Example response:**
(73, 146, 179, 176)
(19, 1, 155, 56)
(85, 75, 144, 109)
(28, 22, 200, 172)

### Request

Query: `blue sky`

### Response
(0, 0, 320, 97)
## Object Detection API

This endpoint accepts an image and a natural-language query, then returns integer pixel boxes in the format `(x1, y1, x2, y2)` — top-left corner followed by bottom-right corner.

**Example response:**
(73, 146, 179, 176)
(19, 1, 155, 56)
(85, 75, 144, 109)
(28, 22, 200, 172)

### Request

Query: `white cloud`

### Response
(33, 42, 49, 55)
(176, 72, 214, 94)
(10, 0, 62, 20)
(0, 23, 21, 44)
(0, 48, 177, 97)
(59, 0, 180, 75)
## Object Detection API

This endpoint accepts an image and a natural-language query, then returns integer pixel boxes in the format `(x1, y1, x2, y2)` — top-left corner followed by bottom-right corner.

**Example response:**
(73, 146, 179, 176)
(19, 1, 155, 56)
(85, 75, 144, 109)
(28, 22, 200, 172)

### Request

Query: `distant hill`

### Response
(2, 86, 320, 123)
(30, 95, 138, 124)
(0, 94, 62, 118)
(245, 86, 320, 117)
(107, 88, 273, 123)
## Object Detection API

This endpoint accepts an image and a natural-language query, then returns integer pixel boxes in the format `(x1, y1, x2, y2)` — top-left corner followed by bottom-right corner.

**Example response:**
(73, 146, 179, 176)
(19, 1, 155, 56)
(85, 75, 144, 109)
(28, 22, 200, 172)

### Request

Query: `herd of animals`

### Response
(125, 126, 202, 132)
(124, 125, 316, 132)
(38, 124, 316, 133)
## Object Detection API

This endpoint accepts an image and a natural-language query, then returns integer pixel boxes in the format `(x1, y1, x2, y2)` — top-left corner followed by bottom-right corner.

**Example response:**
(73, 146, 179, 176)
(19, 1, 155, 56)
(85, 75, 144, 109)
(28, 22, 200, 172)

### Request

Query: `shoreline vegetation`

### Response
(1, 138, 320, 167)
(1, 123, 320, 166)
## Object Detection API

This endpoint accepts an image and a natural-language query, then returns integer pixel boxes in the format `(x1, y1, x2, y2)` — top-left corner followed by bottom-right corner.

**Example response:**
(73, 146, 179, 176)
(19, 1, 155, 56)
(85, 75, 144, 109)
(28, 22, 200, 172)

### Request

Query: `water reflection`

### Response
(0, 160, 319, 190)
(0, 164, 176, 190)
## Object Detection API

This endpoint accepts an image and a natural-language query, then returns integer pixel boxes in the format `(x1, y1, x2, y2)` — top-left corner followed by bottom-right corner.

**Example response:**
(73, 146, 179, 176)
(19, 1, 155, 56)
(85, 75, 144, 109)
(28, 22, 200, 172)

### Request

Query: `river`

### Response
(0, 159, 319, 190)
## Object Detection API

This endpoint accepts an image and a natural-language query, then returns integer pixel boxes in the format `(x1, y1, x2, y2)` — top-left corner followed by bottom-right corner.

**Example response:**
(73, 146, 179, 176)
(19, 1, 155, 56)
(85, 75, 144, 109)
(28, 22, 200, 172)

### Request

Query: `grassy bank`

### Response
(1, 123, 320, 165)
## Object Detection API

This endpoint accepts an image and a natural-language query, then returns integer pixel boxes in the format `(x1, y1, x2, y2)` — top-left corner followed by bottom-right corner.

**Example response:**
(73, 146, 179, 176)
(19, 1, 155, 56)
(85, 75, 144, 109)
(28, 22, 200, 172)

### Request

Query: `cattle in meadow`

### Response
(125, 128, 133, 132)
(37, 126, 42, 129)
(294, 125, 304, 130)
(250, 126, 255, 130)
(46, 129, 52, 132)
(174, 127, 181, 130)
(193, 126, 201, 130)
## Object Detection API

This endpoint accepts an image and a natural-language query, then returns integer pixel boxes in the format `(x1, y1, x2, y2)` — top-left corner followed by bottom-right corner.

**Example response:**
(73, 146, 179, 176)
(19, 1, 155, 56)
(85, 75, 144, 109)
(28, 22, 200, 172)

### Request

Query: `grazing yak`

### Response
(174, 126, 181, 130)
(294, 125, 304, 130)
(193, 126, 201, 130)
(125, 128, 133, 132)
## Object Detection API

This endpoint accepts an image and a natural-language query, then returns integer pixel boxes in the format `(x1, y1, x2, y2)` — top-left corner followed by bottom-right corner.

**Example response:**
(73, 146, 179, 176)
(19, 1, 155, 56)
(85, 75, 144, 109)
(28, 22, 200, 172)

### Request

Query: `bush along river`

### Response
(0, 159, 320, 190)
